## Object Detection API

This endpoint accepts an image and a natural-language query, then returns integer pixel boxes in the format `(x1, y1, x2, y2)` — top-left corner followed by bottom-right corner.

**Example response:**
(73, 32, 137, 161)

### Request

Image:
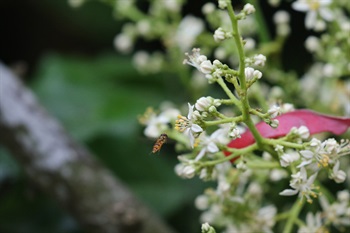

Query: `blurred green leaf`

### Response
(30, 53, 205, 216)
(31, 53, 165, 140)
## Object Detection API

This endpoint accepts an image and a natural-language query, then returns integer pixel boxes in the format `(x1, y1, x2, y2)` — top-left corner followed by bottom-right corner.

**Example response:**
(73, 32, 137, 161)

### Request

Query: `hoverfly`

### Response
(151, 133, 168, 154)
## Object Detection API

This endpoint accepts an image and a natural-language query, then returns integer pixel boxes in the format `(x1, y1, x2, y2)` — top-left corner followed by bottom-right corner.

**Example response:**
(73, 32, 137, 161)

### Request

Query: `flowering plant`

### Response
(71, 0, 350, 232)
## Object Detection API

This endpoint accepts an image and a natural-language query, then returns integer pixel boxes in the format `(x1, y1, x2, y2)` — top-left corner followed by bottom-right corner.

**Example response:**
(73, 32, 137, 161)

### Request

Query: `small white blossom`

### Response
(244, 38, 256, 50)
(140, 107, 180, 138)
(280, 152, 300, 167)
(292, 0, 334, 30)
(136, 20, 151, 36)
(195, 132, 221, 161)
(253, 54, 266, 66)
(319, 193, 350, 229)
(242, 3, 256, 15)
(280, 103, 295, 113)
(298, 212, 324, 233)
(229, 127, 241, 139)
(305, 36, 321, 52)
(184, 48, 213, 75)
(330, 160, 346, 183)
(200, 60, 214, 74)
(270, 169, 288, 181)
(280, 167, 319, 203)
(195, 96, 221, 112)
(114, 33, 133, 53)
(270, 119, 279, 128)
(175, 163, 196, 179)
(273, 10, 290, 24)
(297, 126, 310, 139)
(256, 205, 277, 232)
(218, 0, 228, 9)
(213, 27, 226, 42)
(175, 103, 203, 148)
(195, 195, 209, 210)
(268, 105, 282, 118)
(202, 3, 216, 14)
(176, 16, 204, 51)
(245, 67, 262, 81)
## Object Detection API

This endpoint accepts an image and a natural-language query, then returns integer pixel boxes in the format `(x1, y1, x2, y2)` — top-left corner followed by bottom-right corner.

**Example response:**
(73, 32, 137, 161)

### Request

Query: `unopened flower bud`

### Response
(213, 27, 226, 42)
(243, 3, 256, 15)
(253, 54, 266, 66)
(200, 60, 213, 74)
(270, 119, 279, 128)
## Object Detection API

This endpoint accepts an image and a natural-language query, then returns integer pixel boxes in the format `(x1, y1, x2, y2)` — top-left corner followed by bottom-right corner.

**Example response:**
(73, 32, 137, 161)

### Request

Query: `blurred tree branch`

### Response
(0, 62, 176, 233)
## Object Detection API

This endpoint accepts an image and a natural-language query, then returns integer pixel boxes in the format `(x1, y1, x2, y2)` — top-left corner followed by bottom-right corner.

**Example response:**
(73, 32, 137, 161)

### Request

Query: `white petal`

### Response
(187, 103, 194, 119)
(320, 8, 334, 21)
(195, 149, 206, 161)
(305, 11, 317, 29)
(292, 2, 309, 12)
(191, 124, 203, 133)
(279, 189, 298, 196)
(300, 150, 313, 159)
(207, 142, 219, 153)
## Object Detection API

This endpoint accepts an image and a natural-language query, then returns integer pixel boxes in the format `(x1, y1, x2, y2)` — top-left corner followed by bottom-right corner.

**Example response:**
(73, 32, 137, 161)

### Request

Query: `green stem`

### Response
(263, 138, 306, 150)
(283, 199, 305, 233)
(204, 116, 243, 127)
(202, 144, 258, 166)
(216, 77, 241, 108)
(227, 2, 265, 148)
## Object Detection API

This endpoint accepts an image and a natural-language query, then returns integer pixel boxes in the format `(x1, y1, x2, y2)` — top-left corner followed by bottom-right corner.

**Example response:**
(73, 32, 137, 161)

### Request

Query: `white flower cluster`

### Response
(279, 137, 350, 202)
(292, 0, 334, 31)
(139, 106, 179, 138)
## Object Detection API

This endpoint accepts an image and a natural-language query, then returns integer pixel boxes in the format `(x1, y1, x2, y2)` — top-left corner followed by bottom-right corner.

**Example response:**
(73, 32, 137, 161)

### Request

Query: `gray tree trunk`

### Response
(0, 62, 176, 233)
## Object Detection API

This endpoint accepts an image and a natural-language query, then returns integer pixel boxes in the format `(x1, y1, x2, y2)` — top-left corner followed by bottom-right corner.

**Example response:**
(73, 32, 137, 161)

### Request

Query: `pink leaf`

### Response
(227, 109, 350, 150)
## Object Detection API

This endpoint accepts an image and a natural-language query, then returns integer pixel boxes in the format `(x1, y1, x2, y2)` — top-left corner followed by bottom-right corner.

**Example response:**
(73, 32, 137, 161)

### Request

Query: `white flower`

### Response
(297, 126, 310, 139)
(298, 212, 324, 233)
(273, 10, 290, 24)
(292, 0, 334, 30)
(202, 3, 216, 14)
(183, 48, 213, 75)
(281, 103, 295, 113)
(195, 96, 220, 112)
(280, 167, 318, 203)
(253, 54, 266, 66)
(242, 3, 256, 15)
(214, 28, 233, 43)
(213, 27, 226, 42)
(141, 107, 180, 138)
(200, 60, 214, 74)
(244, 38, 256, 50)
(176, 16, 204, 52)
(330, 160, 346, 183)
(245, 67, 262, 81)
(218, 0, 228, 9)
(270, 169, 288, 181)
(113, 33, 133, 53)
(136, 20, 151, 36)
(305, 36, 320, 52)
(195, 128, 229, 161)
(270, 119, 279, 128)
(195, 195, 209, 210)
(268, 105, 282, 118)
(280, 152, 300, 167)
(256, 205, 277, 232)
(319, 194, 350, 229)
(175, 163, 196, 179)
(175, 103, 203, 148)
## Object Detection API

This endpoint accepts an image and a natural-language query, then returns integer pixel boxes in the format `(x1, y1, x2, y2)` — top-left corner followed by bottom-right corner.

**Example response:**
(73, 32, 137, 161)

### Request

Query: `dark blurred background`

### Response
(0, 1, 312, 233)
